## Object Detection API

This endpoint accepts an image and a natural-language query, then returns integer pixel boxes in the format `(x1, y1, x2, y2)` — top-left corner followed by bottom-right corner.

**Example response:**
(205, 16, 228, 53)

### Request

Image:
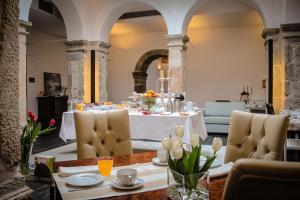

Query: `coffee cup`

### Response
(157, 149, 167, 163)
(117, 168, 137, 186)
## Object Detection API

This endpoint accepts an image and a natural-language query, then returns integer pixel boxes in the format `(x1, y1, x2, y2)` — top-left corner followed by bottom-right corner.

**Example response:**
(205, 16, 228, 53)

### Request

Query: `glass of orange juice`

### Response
(76, 103, 85, 111)
(97, 157, 113, 176)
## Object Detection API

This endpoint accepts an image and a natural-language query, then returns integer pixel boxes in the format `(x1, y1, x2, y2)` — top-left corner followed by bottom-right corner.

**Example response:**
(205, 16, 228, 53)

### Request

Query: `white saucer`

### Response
(111, 178, 144, 190)
(152, 157, 168, 166)
(66, 173, 104, 187)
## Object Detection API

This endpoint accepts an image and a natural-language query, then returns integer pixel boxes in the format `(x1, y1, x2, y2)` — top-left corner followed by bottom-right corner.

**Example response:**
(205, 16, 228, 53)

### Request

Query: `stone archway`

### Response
(132, 49, 168, 93)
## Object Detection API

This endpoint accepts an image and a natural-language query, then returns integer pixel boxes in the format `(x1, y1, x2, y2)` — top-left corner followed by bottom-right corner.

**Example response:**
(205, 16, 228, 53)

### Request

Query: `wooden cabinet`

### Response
(37, 96, 68, 128)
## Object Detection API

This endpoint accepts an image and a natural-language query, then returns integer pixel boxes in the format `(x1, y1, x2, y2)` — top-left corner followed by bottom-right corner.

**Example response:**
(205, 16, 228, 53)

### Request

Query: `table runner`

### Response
(53, 162, 168, 200)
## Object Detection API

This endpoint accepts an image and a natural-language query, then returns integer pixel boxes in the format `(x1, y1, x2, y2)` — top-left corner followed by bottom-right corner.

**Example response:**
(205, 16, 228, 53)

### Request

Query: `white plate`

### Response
(160, 112, 172, 115)
(200, 156, 222, 169)
(66, 173, 104, 187)
(152, 157, 168, 166)
(111, 178, 144, 190)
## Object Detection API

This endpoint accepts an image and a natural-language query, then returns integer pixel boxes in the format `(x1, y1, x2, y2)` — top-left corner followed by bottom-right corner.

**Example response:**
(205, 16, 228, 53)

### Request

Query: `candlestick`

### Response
(160, 70, 164, 78)
(167, 70, 172, 78)
(166, 77, 172, 94)
(159, 77, 166, 94)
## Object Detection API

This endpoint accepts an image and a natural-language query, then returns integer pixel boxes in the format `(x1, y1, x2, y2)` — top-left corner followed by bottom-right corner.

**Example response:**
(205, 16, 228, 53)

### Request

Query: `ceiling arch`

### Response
(19, 0, 84, 40)
(96, 0, 169, 42)
(176, 0, 272, 36)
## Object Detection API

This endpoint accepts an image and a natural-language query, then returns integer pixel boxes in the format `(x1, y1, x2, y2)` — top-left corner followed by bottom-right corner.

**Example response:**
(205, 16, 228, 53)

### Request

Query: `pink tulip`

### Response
(50, 119, 56, 127)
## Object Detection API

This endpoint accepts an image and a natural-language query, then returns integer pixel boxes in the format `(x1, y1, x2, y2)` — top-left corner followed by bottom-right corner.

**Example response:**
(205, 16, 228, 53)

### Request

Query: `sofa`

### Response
(203, 101, 246, 134)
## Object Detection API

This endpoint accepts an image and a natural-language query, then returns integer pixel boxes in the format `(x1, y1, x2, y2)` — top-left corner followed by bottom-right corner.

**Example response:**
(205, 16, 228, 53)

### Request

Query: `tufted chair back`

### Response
(74, 109, 133, 159)
(224, 111, 289, 163)
(222, 158, 300, 200)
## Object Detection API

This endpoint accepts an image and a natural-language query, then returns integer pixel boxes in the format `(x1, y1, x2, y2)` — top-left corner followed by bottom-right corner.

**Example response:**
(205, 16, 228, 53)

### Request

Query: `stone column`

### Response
(132, 71, 148, 93)
(19, 20, 31, 126)
(0, 2, 32, 197)
(281, 23, 300, 110)
(97, 42, 111, 102)
(167, 34, 189, 93)
(65, 40, 89, 101)
(262, 28, 282, 112)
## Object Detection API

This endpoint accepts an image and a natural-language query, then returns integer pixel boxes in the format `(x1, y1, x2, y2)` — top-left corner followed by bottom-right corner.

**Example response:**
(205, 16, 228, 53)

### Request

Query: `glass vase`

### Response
(167, 168, 209, 200)
(20, 143, 33, 176)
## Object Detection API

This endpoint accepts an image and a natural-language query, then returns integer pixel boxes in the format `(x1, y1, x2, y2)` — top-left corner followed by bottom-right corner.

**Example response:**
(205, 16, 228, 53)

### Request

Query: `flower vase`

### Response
(167, 169, 209, 200)
(20, 143, 33, 176)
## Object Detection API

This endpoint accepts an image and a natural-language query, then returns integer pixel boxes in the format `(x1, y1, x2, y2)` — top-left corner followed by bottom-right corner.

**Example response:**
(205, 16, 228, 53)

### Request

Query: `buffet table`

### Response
(59, 110, 207, 143)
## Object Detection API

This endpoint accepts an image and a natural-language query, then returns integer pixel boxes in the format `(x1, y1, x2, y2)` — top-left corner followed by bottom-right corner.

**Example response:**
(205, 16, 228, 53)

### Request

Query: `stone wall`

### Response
(0, 0, 21, 177)
(281, 24, 300, 110)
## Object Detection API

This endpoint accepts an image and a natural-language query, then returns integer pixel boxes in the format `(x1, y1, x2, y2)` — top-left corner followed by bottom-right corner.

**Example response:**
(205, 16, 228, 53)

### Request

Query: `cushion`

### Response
(204, 116, 231, 125)
(204, 101, 245, 116)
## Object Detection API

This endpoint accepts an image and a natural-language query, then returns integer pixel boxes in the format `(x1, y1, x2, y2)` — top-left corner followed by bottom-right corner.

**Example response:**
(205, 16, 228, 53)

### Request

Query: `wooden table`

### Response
(53, 151, 226, 200)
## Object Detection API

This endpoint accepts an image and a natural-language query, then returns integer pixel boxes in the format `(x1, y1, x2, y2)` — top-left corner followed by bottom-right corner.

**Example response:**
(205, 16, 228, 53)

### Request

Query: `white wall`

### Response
(107, 25, 267, 106)
(185, 25, 267, 106)
(107, 32, 167, 103)
(27, 29, 67, 115)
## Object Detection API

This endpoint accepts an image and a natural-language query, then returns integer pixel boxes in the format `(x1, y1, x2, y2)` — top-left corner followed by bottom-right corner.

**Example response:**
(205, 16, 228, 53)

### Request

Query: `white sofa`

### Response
(204, 101, 246, 134)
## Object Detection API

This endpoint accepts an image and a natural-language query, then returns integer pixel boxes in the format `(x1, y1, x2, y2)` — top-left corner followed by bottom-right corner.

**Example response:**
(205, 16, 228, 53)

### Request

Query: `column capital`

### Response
(166, 34, 189, 49)
(280, 23, 300, 39)
(262, 28, 280, 40)
(65, 40, 89, 53)
(18, 20, 31, 35)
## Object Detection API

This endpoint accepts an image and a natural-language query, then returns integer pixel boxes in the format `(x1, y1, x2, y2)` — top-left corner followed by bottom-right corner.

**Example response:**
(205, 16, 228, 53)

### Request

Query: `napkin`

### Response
(58, 165, 98, 177)
(208, 162, 233, 178)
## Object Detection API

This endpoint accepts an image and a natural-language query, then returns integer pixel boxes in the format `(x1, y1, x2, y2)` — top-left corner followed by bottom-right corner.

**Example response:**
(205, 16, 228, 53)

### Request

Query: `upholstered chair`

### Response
(74, 109, 133, 159)
(222, 158, 300, 200)
(224, 111, 289, 163)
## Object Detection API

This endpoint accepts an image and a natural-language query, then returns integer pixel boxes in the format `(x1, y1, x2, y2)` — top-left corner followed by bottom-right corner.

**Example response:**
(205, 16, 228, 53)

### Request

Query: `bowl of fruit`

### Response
(142, 90, 158, 111)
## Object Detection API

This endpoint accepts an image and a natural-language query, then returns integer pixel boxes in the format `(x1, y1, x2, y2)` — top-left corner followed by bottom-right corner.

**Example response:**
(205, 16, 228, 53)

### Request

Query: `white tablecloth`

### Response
(59, 110, 207, 143)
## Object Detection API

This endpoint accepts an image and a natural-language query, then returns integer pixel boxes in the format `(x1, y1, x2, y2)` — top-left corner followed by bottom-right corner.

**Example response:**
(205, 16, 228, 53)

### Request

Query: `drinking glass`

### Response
(97, 157, 113, 176)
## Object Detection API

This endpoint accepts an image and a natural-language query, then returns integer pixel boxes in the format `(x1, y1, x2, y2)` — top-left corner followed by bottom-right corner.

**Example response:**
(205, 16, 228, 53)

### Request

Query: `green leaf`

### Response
(200, 155, 216, 173)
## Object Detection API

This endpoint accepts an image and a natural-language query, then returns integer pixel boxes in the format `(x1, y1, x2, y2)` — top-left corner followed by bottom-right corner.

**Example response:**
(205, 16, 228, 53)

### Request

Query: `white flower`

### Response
(175, 125, 184, 138)
(161, 138, 171, 151)
(171, 137, 183, 151)
(212, 137, 222, 154)
(172, 148, 183, 159)
(190, 133, 200, 147)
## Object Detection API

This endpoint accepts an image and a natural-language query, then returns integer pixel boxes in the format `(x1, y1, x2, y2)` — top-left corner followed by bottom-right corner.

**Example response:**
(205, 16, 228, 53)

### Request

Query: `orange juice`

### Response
(97, 159, 113, 176)
(76, 103, 84, 111)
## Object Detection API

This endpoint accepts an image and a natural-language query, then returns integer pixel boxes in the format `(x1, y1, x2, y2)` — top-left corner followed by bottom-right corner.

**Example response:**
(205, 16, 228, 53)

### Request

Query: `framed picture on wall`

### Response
(44, 72, 62, 96)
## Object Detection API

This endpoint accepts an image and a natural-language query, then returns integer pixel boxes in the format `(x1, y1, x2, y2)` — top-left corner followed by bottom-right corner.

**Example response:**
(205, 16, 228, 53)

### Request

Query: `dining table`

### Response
(53, 151, 227, 200)
(59, 110, 207, 144)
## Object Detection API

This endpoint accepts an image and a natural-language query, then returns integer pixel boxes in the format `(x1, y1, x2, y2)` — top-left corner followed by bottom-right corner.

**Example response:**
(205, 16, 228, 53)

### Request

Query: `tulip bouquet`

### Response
(162, 125, 222, 199)
(20, 112, 56, 175)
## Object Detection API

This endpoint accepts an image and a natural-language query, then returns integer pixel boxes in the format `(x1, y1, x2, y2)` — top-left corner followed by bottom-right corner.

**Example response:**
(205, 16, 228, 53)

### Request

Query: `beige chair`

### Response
(224, 111, 289, 163)
(74, 109, 133, 159)
(222, 158, 300, 200)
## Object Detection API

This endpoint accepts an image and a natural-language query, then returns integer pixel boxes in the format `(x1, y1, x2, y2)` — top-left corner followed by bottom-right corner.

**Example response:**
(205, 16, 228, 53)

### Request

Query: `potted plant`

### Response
(20, 112, 56, 176)
(161, 128, 222, 200)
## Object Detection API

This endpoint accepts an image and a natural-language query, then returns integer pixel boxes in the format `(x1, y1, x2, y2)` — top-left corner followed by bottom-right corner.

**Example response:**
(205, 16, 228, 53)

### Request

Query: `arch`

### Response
(19, 0, 84, 40)
(177, 0, 269, 36)
(96, 0, 169, 42)
(132, 49, 168, 93)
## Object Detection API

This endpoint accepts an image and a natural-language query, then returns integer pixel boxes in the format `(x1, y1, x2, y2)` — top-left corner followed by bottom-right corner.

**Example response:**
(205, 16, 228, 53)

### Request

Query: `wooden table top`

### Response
(54, 151, 226, 200)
